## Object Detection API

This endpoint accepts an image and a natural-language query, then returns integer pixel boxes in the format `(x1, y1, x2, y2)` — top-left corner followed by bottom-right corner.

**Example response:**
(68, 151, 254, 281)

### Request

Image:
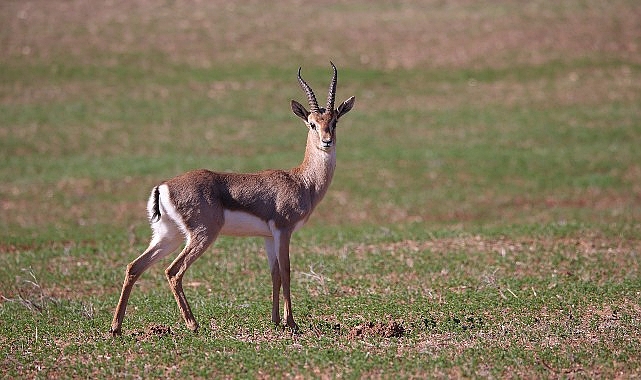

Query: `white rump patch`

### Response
(152, 184, 190, 240)
(221, 210, 272, 237)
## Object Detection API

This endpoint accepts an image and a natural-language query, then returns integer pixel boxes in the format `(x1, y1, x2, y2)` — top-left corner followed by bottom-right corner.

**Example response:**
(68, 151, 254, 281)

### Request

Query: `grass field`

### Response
(2, 0, 641, 378)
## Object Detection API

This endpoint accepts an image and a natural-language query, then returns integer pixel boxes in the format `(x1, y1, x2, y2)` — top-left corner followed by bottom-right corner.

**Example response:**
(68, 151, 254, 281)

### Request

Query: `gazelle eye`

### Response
(309, 123, 316, 130)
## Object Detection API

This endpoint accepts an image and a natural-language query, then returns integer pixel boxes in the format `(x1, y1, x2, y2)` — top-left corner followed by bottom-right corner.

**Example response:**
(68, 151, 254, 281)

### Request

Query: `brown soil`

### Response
(130, 323, 173, 341)
(347, 320, 406, 339)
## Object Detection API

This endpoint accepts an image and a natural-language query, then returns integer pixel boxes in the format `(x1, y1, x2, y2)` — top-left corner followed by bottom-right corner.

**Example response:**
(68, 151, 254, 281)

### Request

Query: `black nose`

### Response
(322, 139, 332, 147)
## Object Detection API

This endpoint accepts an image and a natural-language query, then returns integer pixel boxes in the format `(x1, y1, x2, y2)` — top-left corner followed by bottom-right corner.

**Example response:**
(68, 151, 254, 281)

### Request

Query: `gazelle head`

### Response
(291, 62, 355, 152)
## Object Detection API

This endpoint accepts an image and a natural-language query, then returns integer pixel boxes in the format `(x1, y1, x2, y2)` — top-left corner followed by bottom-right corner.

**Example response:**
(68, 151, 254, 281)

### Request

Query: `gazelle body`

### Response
(110, 63, 355, 336)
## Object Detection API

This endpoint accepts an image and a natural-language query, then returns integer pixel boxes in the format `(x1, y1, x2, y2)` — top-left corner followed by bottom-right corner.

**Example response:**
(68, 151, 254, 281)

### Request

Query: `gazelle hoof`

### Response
(110, 327, 122, 337)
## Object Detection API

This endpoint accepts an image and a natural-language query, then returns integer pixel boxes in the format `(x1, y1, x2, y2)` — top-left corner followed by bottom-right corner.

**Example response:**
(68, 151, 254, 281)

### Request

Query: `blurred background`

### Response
(1, 0, 640, 240)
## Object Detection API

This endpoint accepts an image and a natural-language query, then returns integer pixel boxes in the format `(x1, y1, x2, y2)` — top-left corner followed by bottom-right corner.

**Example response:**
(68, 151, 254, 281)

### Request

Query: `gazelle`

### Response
(110, 63, 355, 336)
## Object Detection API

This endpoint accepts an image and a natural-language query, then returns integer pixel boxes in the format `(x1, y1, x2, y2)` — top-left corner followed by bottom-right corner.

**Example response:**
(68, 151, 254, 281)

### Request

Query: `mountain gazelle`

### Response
(110, 63, 355, 336)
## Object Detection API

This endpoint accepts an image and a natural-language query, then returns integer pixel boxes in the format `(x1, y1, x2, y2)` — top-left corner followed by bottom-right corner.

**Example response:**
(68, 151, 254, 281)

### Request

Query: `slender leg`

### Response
(111, 227, 182, 336)
(264, 237, 281, 325)
(165, 232, 216, 332)
(277, 230, 298, 331)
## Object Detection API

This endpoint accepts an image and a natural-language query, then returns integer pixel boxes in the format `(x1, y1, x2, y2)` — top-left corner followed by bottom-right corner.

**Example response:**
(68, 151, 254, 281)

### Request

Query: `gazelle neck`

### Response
(293, 130, 337, 204)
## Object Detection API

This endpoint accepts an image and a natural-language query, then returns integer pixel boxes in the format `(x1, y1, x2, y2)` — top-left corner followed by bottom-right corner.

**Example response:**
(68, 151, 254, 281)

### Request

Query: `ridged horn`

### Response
(326, 62, 337, 111)
(297, 67, 320, 113)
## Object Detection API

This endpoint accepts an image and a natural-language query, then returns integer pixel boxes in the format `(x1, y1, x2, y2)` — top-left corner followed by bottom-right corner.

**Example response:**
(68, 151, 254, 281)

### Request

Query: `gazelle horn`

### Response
(297, 67, 320, 113)
(326, 62, 337, 111)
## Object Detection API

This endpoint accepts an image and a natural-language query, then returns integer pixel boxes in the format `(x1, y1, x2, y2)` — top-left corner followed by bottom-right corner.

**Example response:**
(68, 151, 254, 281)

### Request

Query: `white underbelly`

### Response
(220, 210, 272, 237)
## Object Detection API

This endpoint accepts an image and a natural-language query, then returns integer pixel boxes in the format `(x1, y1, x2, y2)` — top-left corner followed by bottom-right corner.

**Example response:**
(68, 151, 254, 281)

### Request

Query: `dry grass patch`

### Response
(2, 0, 639, 69)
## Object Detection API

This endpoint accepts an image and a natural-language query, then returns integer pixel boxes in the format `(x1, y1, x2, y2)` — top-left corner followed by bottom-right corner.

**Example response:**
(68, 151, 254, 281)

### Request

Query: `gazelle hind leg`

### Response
(165, 232, 217, 332)
(111, 219, 183, 336)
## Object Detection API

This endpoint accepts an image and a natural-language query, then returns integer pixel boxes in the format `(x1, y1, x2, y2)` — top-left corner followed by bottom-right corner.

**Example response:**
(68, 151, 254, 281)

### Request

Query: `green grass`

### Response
(2, 0, 641, 378)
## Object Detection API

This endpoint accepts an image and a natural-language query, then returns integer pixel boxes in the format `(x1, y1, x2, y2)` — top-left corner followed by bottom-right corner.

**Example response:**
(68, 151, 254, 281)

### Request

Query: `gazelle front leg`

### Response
(268, 222, 298, 331)
(277, 230, 297, 330)
(264, 237, 281, 325)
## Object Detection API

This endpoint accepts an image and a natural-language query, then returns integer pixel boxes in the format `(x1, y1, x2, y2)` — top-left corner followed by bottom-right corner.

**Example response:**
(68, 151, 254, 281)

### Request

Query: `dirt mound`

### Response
(348, 320, 405, 340)
(131, 324, 172, 341)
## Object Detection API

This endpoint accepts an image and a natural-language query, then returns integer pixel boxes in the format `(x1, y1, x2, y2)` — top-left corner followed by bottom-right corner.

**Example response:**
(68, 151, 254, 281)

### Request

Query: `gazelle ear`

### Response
(291, 100, 310, 121)
(337, 96, 355, 119)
